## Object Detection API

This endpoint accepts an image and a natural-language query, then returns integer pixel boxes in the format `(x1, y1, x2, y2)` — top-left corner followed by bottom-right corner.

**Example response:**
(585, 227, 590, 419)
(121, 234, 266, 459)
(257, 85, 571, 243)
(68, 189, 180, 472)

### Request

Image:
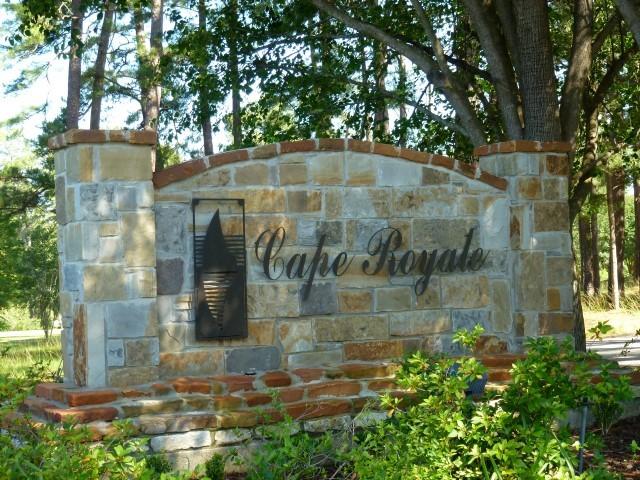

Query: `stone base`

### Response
(25, 355, 639, 473)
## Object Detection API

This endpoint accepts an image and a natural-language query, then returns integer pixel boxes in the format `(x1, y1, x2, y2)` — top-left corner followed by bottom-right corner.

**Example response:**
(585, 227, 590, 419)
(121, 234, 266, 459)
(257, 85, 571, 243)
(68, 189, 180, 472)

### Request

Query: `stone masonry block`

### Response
(534, 202, 569, 232)
(98, 145, 153, 181)
(309, 153, 344, 185)
(389, 310, 451, 336)
(452, 309, 491, 332)
(375, 287, 412, 311)
(108, 366, 158, 387)
(345, 154, 376, 186)
(278, 320, 313, 353)
(79, 184, 116, 221)
(225, 346, 281, 374)
(441, 275, 489, 308)
(157, 258, 184, 295)
(159, 350, 224, 378)
(83, 265, 126, 301)
(105, 300, 157, 338)
(314, 315, 388, 342)
(121, 211, 156, 267)
(287, 190, 322, 213)
(300, 282, 338, 316)
(247, 284, 299, 318)
(279, 163, 307, 185)
(155, 205, 188, 255)
(125, 338, 160, 366)
(377, 159, 421, 186)
(234, 163, 270, 185)
(516, 252, 545, 310)
(107, 339, 125, 367)
(343, 188, 390, 217)
(66, 146, 93, 183)
(150, 431, 212, 452)
(338, 290, 372, 313)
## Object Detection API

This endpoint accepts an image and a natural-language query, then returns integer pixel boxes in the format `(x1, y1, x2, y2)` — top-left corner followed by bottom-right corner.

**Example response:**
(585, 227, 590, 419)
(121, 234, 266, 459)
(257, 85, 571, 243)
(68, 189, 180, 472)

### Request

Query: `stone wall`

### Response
(152, 138, 572, 380)
(51, 132, 574, 388)
(51, 130, 159, 387)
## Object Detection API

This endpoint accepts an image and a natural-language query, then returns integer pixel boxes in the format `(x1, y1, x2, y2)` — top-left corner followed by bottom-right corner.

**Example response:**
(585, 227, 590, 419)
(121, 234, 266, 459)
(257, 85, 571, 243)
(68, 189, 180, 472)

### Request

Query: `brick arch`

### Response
(152, 138, 508, 191)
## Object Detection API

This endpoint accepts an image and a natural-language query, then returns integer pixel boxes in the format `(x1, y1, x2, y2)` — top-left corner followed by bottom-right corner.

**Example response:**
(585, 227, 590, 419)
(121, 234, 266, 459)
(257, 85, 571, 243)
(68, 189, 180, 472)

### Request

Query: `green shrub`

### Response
(204, 453, 225, 480)
(349, 334, 630, 480)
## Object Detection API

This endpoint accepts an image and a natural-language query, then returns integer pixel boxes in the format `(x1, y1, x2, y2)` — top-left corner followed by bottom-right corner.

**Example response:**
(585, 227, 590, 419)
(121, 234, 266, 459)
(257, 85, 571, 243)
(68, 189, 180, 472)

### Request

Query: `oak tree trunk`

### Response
(373, 43, 389, 138)
(512, 0, 561, 140)
(134, 8, 150, 128)
(634, 176, 640, 286)
(579, 214, 596, 296)
(66, 0, 83, 129)
(607, 172, 621, 309)
(147, 0, 163, 130)
(228, 0, 242, 148)
(612, 168, 626, 294)
(198, 0, 213, 155)
(591, 197, 601, 294)
(90, 2, 115, 129)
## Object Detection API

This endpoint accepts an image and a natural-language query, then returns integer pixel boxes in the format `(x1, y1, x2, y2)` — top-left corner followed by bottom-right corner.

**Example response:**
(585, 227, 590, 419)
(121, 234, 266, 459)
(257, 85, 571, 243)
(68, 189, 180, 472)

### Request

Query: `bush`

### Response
(348, 333, 630, 480)
(0, 364, 214, 480)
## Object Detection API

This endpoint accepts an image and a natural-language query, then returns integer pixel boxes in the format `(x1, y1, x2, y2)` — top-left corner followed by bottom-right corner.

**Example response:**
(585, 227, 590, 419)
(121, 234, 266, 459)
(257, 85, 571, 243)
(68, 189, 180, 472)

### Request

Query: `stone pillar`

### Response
(475, 141, 574, 344)
(51, 130, 158, 387)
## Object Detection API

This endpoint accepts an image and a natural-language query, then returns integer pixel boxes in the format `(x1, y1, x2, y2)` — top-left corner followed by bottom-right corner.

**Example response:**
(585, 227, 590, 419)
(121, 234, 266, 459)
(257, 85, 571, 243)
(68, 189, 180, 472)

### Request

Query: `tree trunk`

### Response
(373, 42, 389, 138)
(607, 172, 621, 309)
(228, 0, 242, 148)
(615, 0, 640, 47)
(66, 0, 83, 129)
(634, 175, 640, 287)
(198, 0, 213, 155)
(512, 0, 561, 140)
(397, 54, 407, 148)
(572, 246, 587, 352)
(612, 168, 626, 294)
(147, 0, 163, 129)
(579, 214, 596, 295)
(90, 2, 115, 129)
(559, 0, 592, 147)
(591, 189, 601, 294)
(133, 7, 150, 128)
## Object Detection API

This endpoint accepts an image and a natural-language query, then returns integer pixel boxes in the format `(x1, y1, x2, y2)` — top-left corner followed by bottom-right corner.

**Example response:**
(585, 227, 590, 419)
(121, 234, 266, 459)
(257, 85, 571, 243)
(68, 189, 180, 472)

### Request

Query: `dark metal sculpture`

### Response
(193, 201, 247, 340)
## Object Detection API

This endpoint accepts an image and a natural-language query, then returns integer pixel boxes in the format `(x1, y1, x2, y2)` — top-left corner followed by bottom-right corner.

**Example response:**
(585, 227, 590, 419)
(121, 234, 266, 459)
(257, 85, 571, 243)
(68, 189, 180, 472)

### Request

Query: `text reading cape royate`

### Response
(254, 227, 489, 300)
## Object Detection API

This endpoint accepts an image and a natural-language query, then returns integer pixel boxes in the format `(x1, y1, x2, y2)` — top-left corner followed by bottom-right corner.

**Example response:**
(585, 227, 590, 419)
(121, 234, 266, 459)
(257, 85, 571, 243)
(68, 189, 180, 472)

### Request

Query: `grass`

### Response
(0, 306, 42, 331)
(0, 336, 62, 378)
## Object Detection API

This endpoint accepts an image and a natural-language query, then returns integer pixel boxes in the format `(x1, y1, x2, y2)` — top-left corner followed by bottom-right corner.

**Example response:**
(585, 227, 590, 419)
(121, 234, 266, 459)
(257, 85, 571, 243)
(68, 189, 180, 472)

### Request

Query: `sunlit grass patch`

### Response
(0, 336, 62, 378)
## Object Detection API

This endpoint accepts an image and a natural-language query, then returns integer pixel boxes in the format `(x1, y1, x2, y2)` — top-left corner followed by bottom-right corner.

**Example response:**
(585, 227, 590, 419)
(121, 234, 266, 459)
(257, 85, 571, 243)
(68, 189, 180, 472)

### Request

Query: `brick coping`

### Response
(48, 129, 157, 150)
(151, 138, 509, 191)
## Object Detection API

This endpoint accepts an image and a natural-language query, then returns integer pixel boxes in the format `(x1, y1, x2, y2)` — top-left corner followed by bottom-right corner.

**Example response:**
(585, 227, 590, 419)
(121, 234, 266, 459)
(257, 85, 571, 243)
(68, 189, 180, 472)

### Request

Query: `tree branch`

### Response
(560, 0, 593, 146)
(463, 0, 522, 139)
(310, 0, 487, 145)
(615, 0, 640, 46)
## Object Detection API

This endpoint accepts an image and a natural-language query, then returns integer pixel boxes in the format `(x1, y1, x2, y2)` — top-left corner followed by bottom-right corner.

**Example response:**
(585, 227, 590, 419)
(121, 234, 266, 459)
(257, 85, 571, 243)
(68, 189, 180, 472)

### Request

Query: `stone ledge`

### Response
(152, 138, 508, 191)
(48, 129, 157, 150)
(473, 140, 572, 157)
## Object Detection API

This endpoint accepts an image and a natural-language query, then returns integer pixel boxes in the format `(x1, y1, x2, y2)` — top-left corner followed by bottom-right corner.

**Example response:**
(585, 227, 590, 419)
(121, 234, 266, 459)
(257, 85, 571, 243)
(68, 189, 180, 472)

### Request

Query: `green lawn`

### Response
(0, 336, 62, 378)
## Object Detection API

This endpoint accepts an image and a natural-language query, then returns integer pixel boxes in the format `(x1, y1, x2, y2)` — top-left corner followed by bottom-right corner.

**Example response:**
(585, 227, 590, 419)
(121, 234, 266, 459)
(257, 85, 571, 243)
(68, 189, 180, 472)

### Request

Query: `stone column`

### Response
(51, 130, 158, 387)
(475, 141, 574, 344)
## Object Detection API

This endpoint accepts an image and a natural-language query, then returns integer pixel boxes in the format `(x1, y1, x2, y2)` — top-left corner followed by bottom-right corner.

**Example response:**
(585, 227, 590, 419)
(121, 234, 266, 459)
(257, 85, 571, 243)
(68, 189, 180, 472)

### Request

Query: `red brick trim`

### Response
(48, 129, 157, 150)
(152, 138, 508, 191)
(473, 140, 572, 157)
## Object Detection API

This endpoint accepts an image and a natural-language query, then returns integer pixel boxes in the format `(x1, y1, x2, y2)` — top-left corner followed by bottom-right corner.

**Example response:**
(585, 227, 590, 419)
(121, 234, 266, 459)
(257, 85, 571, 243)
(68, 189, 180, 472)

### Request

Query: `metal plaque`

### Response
(192, 198, 247, 340)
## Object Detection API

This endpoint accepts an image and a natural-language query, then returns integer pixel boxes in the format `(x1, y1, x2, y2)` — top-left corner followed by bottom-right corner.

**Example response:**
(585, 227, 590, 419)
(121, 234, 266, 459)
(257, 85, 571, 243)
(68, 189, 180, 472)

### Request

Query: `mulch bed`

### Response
(584, 415, 640, 478)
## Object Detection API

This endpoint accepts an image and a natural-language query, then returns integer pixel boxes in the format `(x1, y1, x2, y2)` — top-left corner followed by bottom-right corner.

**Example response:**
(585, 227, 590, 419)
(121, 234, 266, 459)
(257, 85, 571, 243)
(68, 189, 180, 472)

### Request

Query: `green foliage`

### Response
(0, 365, 215, 479)
(246, 412, 352, 480)
(349, 335, 629, 480)
(588, 320, 614, 341)
(204, 453, 225, 480)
